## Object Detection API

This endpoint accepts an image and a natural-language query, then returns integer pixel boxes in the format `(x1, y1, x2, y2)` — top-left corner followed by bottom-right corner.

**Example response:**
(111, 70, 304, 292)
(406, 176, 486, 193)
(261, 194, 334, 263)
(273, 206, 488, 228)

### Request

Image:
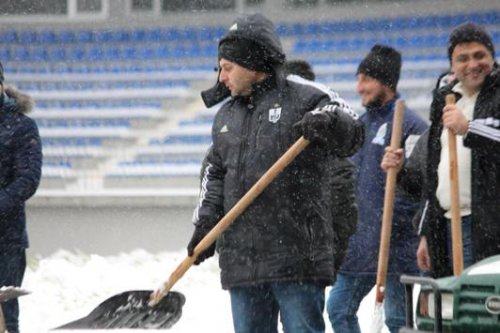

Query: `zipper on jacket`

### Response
(236, 105, 252, 185)
(254, 112, 263, 149)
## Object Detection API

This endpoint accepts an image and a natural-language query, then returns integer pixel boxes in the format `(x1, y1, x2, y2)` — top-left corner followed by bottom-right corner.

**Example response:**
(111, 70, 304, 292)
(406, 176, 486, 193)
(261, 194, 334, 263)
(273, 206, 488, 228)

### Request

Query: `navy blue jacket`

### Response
(340, 97, 428, 275)
(0, 87, 42, 252)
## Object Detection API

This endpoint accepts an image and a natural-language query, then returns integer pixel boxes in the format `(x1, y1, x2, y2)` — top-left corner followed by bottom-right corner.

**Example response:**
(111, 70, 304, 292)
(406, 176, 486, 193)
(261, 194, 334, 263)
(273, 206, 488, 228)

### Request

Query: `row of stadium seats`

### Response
(16, 79, 189, 91)
(0, 43, 217, 62)
(0, 11, 500, 63)
(30, 10, 498, 190)
(2, 10, 497, 46)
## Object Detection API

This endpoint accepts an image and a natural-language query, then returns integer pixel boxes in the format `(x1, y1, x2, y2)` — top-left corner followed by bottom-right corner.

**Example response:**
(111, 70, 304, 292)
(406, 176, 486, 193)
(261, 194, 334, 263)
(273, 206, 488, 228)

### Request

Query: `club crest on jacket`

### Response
(268, 107, 281, 123)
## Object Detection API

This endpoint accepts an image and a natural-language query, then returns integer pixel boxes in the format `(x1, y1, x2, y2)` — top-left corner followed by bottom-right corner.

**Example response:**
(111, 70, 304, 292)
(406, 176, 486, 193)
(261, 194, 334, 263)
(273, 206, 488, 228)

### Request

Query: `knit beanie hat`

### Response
(357, 44, 401, 91)
(448, 22, 495, 61)
(217, 14, 285, 74)
(219, 37, 278, 74)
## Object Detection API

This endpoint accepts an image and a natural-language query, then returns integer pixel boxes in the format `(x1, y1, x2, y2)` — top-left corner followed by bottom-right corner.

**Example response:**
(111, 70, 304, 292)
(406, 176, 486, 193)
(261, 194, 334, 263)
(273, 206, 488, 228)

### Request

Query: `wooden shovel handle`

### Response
(0, 306, 5, 333)
(446, 94, 464, 276)
(375, 99, 405, 303)
(150, 137, 310, 305)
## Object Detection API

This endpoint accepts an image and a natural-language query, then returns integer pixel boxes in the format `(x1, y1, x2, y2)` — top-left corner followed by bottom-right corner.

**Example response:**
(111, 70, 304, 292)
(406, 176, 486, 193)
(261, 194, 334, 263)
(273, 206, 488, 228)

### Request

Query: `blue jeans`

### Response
(0, 248, 26, 333)
(229, 281, 325, 333)
(446, 215, 474, 270)
(327, 273, 405, 333)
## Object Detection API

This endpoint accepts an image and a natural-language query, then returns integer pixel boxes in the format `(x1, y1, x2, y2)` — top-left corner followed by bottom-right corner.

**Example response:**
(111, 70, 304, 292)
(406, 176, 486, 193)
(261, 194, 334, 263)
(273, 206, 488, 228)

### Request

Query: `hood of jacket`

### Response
(201, 14, 286, 108)
(218, 13, 285, 66)
(1, 86, 34, 115)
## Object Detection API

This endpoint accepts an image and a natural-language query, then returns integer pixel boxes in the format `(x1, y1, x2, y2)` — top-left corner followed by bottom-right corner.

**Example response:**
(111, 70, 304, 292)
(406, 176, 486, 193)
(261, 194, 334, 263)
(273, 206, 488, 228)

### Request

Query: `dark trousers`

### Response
(0, 249, 26, 333)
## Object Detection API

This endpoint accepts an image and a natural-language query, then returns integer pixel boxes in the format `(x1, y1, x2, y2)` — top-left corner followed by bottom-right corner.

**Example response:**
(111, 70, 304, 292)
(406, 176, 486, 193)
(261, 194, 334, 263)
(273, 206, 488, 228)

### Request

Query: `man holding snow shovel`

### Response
(385, 22, 500, 279)
(0, 62, 42, 333)
(327, 45, 428, 333)
(187, 13, 364, 333)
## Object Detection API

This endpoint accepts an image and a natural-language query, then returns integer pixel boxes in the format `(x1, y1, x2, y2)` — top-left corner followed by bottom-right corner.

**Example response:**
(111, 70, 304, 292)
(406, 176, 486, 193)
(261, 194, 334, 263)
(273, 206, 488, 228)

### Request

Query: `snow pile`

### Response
(20, 249, 389, 332)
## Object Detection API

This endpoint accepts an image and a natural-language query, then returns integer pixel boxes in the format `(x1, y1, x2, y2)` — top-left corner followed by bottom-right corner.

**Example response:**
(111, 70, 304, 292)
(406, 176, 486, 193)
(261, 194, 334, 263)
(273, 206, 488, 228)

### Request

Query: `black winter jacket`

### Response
(194, 73, 364, 289)
(329, 157, 357, 273)
(419, 68, 500, 278)
(0, 87, 42, 252)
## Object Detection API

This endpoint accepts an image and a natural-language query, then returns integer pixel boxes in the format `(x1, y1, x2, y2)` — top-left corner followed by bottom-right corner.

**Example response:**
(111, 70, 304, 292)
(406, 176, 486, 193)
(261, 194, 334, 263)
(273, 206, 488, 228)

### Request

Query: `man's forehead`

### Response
(452, 41, 491, 55)
(219, 58, 233, 66)
(356, 73, 377, 82)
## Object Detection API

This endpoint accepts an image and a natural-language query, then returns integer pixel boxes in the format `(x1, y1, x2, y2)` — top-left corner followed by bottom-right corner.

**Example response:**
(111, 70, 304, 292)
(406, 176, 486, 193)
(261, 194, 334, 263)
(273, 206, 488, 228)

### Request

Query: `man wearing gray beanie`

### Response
(327, 44, 428, 333)
(181, 13, 364, 333)
(399, 22, 500, 281)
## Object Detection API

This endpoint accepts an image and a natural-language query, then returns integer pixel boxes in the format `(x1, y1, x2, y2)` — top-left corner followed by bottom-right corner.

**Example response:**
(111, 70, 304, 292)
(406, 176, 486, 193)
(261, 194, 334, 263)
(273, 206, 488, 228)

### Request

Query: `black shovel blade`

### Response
(54, 290, 185, 330)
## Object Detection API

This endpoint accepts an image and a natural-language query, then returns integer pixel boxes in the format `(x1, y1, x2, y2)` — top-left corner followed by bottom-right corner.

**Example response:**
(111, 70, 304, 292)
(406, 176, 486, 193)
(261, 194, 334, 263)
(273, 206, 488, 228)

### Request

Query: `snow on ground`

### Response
(19, 249, 391, 332)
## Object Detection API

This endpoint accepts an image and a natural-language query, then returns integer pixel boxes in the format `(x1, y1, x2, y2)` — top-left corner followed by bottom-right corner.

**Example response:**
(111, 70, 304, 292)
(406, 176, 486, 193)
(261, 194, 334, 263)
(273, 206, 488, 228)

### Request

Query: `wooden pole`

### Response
(446, 94, 463, 276)
(0, 306, 5, 333)
(150, 137, 310, 305)
(375, 99, 405, 303)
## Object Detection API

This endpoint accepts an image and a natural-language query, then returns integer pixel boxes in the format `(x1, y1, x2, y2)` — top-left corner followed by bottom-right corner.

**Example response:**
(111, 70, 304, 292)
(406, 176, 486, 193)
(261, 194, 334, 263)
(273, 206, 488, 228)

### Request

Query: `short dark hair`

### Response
(285, 59, 315, 81)
(448, 22, 495, 62)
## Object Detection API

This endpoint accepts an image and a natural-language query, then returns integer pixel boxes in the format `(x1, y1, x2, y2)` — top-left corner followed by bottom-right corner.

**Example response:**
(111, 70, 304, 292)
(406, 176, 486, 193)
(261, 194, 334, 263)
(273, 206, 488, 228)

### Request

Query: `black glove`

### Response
(187, 223, 216, 265)
(296, 107, 336, 144)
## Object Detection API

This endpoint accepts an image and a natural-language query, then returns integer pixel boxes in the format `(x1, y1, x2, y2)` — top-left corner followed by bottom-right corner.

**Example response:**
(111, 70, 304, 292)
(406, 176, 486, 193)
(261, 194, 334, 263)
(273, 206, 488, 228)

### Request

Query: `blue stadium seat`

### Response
(77, 30, 93, 43)
(0, 31, 17, 43)
(94, 30, 113, 43)
(87, 46, 104, 61)
(112, 29, 130, 42)
(57, 30, 76, 43)
(12, 47, 30, 61)
(130, 29, 147, 42)
(40, 31, 57, 44)
(104, 47, 121, 60)
(48, 46, 66, 61)
(67, 47, 86, 61)
(19, 31, 38, 44)
(0, 49, 11, 61)
(31, 47, 48, 61)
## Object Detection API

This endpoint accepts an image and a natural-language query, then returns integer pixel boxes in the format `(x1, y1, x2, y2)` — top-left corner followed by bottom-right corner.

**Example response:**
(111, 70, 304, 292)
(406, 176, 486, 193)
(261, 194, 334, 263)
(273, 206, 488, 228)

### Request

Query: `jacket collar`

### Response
(232, 71, 282, 106)
(1, 86, 34, 115)
(366, 94, 400, 119)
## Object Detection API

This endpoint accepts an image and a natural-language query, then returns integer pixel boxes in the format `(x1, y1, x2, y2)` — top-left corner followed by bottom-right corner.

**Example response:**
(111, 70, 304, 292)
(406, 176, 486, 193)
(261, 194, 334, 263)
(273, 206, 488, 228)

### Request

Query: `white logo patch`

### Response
(229, 23, 237, 31)
(268, 107, 281, 123)
(372, 123, 387, 146)
(404, 134, 421, 158)
(220, 125, 228, 133)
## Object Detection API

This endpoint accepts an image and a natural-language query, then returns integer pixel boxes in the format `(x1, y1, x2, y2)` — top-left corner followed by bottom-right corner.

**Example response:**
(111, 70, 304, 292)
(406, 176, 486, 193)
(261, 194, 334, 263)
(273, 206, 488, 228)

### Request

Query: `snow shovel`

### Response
(54, 290, 185, 329)
(0, 286, 30, 332)
(371, 99, 405, 333)
(0, 286, 30, 302)
(445, 93, 464, 276)
(150, 136, 310, 305)
(55, 136, 310, 330)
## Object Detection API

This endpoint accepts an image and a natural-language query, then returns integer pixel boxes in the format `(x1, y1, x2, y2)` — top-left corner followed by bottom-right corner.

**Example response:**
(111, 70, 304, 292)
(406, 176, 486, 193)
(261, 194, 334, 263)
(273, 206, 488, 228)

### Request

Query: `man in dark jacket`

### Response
(0, 62, 42, 333)
(327, 45, 428, 333)
(284, 58, 358, 275)
(187, 14, 364, 333)
(416, 23, 500, 278)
